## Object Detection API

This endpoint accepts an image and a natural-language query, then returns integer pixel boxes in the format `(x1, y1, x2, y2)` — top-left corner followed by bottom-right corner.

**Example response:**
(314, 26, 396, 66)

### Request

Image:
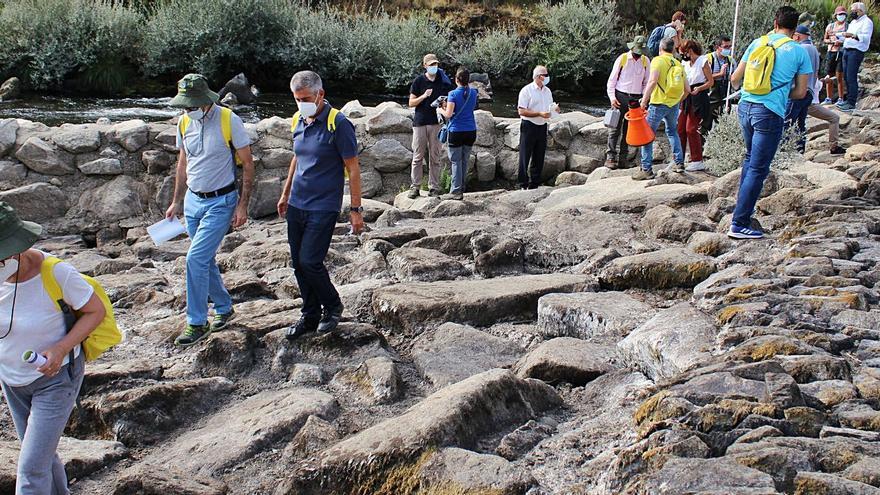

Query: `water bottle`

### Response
(21, 350, 47, 368)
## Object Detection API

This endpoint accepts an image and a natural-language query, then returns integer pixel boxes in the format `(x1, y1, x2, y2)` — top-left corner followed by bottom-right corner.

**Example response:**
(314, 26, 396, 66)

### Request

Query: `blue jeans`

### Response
(448, 144, 472, 193)
(640, 104, 684, 171)
(286, 206, 341, 321)
(843, 48, 865, 106)
(784, 91, 812, 153)
(1, 353, 84, 495)
(733, 101, 784, 228)
(184, 189, 236, 326)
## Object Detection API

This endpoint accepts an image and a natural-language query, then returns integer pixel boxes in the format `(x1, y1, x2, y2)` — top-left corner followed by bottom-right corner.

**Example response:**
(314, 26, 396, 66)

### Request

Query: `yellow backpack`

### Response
(179, 106, 243, 166)
(40, 257, 121, 362)
(743, 35, 794, 95)
(657, 56, 685, 102)
(618, 53, 648, 71)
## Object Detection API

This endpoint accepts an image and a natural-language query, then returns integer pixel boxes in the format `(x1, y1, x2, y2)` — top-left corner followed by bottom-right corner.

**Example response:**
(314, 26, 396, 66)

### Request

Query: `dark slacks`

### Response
(606, 90, 642, 163)
(518, 120, 548, 188)
(286, 206, 341, 321)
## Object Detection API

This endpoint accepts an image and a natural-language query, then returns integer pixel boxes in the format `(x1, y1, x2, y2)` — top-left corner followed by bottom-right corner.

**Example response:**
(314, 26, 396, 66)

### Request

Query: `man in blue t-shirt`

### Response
(729, 6, 811, 240)
(277, 71, 363, 339)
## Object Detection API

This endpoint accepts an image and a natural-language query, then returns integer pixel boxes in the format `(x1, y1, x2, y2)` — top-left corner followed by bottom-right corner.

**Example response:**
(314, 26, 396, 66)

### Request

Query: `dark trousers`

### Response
(784, 91, 813, 153)
(286, 206, 341, 321)
(518, 120, 547, 188)
(843, 48, 865, 106)
(606, 90, 641, 162)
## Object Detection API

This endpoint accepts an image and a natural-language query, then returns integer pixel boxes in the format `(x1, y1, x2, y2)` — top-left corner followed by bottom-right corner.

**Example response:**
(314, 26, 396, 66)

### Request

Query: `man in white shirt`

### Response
(517, 65, 559, 189)
(839, 2, 874, 111)
(605, 36, 651, 168)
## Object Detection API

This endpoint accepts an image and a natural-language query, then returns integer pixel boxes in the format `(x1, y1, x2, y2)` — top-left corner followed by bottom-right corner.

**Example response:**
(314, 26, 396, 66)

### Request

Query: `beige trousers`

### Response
(807, 104, 839, 148)
(411, 124, 442, 190)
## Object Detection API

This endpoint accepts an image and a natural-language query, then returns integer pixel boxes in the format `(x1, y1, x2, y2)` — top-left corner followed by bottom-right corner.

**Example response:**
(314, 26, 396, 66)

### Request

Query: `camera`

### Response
(430, 96, 448, 108)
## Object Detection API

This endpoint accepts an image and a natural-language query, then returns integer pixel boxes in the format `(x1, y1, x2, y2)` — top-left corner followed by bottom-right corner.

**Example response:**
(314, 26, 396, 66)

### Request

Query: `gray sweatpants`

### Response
(1, 353, 84, 495)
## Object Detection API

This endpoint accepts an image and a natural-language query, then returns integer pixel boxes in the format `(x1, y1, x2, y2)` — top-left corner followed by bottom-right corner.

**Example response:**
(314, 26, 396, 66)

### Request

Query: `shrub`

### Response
(531, 0, 631, 86)
(452, 26, 530, 83)
(705, 111, 746, 176)
(0, 0, 141, 90)
(368, 14, 452, 89)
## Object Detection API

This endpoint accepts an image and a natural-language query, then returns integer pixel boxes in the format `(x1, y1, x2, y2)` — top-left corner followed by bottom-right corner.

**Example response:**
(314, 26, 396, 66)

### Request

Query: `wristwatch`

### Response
(350, 206, 364, 213)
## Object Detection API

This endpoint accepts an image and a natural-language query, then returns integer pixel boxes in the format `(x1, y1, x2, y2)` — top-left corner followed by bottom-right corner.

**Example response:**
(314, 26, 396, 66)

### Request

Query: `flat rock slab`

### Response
(599, 248, 717, 290)
(513, 337, 615, 385)
(143, 387, 337, 476)
(112, 465, 227, 495)
(0, 438, 127, 492)
(418, 447, 535, 494)
(533, 176, 709, 214)
(386, 246, 468, 282)
(286, 369, 561, 494)
(644, 457, 778, 495)
(372, 274, 592, 334)
(618, 302, 716, 381)
(412, 323, 524, 388)
(536, 291, 655, 343)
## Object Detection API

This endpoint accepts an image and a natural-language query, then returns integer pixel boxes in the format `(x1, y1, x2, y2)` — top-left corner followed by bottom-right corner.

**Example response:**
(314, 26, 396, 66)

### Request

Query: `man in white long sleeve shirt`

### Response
(605, 35, 651, 168)
(838, 2, 874, 111)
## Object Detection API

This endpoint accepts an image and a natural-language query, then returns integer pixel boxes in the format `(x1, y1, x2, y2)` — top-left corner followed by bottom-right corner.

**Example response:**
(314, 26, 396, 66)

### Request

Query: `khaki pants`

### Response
(411, 124, 442, 190)
(807, 104, 839, 148)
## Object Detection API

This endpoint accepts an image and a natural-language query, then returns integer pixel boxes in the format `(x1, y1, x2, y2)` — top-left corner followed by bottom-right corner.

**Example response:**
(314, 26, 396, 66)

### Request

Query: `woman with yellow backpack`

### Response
(0, 201, 117, 494)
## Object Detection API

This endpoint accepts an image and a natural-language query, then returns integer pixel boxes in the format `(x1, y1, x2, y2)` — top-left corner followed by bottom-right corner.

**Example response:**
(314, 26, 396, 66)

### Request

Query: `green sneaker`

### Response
(212, 309, 235, 331)
(175, 324, 211, 347)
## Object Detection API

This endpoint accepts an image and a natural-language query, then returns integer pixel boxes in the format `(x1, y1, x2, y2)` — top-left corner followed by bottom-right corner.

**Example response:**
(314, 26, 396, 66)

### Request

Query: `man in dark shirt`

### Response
(407, 53, 453, 198)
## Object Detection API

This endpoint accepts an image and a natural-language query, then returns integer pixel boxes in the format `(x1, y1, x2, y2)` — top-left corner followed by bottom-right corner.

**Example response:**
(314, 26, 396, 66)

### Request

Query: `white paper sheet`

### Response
(147, 218, 187, 246)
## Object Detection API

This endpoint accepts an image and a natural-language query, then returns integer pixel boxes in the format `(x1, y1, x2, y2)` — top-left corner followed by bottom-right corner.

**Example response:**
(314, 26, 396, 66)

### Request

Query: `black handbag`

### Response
(439, 87, 473, 144)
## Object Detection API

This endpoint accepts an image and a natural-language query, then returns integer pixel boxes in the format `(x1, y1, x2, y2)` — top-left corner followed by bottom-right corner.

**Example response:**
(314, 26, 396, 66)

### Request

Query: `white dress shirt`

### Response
(518, 82, 553, 126)
(845, 14, 874, 52)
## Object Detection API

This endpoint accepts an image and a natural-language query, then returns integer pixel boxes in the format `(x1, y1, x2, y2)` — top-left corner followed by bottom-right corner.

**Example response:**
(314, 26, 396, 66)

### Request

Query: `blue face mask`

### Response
(427, 66, 439, 76)
(837, 14, 847, 21)
(721, 48, 732, 57)
(543, 75, 551, 85)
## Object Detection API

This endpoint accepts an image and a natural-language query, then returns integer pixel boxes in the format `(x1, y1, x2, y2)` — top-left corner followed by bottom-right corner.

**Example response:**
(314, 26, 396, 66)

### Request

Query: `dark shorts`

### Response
(826, 51, 843, 75)
(448, 130, 476, 147)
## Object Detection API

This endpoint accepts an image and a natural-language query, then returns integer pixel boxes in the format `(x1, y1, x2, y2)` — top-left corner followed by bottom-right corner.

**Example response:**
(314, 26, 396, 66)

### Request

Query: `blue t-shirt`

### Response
(446, 87, 478, 133)
(289, 103, 359, 212)
(740, 33, 813, 118)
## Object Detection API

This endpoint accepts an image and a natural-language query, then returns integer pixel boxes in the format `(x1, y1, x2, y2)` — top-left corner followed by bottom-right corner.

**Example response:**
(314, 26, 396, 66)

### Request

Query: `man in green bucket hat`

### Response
(166, 74, 255, 346)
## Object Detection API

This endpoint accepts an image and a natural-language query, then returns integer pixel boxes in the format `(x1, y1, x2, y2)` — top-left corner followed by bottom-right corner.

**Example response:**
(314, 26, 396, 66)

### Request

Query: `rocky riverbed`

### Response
(3, 88, 880, 494)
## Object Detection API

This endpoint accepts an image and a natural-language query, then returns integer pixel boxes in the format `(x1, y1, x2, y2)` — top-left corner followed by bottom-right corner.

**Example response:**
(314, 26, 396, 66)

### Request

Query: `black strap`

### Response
(57, 299, 78, 381)
(190, 182, 236, 198)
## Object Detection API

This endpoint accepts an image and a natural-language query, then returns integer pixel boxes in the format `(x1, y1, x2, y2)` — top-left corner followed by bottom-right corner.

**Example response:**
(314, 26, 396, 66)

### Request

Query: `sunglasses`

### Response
(539, 73, 550, 77)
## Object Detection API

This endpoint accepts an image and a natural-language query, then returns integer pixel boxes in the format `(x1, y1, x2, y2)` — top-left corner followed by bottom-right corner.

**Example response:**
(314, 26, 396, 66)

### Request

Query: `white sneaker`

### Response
(685, 161, 706, 172)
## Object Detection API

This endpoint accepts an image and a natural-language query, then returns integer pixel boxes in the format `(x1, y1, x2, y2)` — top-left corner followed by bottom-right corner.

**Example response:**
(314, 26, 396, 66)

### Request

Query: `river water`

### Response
(0, 90, 608, 126)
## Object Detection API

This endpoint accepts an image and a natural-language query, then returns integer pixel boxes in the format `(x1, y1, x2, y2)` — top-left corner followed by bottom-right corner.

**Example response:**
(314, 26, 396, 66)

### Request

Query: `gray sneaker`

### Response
(672, 162, 686, 173)
(428, 188, 441, 198)
(406, 186, 420, 199)
(632, 169, 655, 181)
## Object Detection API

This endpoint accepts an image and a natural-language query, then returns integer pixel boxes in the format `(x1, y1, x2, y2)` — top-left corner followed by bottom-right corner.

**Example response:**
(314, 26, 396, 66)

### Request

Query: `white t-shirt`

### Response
(685, 55, 709, 86)
(0, 252, 92, 387)
(518, 82, 553, 125)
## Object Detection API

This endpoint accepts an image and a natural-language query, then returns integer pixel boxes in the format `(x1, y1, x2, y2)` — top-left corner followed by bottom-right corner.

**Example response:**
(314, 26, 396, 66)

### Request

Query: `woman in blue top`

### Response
(440, 68, 478, 200)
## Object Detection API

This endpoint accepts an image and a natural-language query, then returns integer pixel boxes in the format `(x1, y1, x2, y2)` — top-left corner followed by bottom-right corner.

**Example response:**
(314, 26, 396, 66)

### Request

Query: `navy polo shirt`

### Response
(288, 102, 359, 212)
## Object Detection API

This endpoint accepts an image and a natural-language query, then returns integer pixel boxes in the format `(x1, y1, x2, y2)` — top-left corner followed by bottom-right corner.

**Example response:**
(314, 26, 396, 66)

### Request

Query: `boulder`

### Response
(418, 448, 535, 494)
(15, 136, 75, 175)
(541, 150, 567, 182)
(359, 138, 412, 173)
(475, 151, 495, 182)
(249, 177, 283, 219)
(0, 119, 18, 157)
(111, 120, 150, 152)
(386, 246, 467, 282)
(111, 465, 227, 495)
(53, 127, 101, 153)
(474, 110, 495, 147)
(359, 164, 384, 198)
(688, 231, 735, 257)
(340, 100, 367, 118)
(411, 323, 523, 388)
(567, 153, 603, 174)
(513, 337, 615, 385)
(0, 437, 127, 492)
(555, 171, 589, 186)
(78, 158, 123, 175)
(259, 148, 295, 169)
(0, 183, 68, 222)
(256, 116, 293, 140)
(330, 356, 402, 404)
(372, 274, 592, 333)
(794, 472, 880, 495)
(618, 303, 717, 381)
(536, 291, 655, 343)
(142, 149, 175, 174)
(0, 77, 20, 101)
(143, 388, 338, 476)
(78, 176, 149, 222)
(642, 204, 711, 242)
(284, 369, 560, 494)
(366, 106, 412, 134)
(643, 457, 777, 494)
(534, 176, 708, 214)
(599, 248, 717, 290)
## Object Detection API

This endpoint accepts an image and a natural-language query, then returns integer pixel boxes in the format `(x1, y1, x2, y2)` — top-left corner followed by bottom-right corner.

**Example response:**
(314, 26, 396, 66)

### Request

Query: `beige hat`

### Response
(423, 54, 440, 66)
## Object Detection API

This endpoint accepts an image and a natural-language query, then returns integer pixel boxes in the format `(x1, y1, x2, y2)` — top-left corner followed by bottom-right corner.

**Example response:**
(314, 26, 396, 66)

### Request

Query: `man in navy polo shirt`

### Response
(278, 71, 363, 339)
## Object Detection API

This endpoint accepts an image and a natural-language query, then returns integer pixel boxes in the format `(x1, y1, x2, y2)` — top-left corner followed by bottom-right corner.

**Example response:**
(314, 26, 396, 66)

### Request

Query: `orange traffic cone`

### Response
(625, 106, 655, 147)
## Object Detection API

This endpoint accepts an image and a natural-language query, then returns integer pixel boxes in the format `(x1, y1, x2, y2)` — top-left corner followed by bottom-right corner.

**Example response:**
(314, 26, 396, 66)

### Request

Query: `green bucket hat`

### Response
(0, 202, 42, 261)
(169, 74, 219, 108)
(628, 35, 647, 55)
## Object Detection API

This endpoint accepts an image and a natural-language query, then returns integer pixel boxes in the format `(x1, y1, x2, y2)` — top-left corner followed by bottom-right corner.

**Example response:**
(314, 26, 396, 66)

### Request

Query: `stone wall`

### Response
(0, 101, 619, 241)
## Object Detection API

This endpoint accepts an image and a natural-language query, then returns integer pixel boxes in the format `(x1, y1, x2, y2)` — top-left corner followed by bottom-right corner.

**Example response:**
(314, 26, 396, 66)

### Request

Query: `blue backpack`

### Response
(647, 24, 669, 57)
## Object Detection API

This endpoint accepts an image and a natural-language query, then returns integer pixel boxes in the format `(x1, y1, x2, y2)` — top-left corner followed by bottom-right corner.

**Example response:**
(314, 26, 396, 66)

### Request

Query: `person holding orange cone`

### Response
(634, 37, 690, 180)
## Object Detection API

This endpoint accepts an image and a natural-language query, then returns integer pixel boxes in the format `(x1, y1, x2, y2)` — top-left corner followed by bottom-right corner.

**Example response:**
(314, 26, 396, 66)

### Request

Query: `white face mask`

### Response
(0, 258, 19, 282)
(297, 95, 320, 118)
(187, 107, 205, 120)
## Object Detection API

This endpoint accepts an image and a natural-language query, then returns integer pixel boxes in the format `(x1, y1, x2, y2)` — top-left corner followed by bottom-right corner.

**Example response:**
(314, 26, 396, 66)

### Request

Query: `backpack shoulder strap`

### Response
(220, 107, 232, 145)
(290, 111, 301, 133)
(327, 108, 339, 133)
(618, 53, 628, 71)
(40, 256, 65, 311)
(771, 36, 794, 49)
(179, 114, 191, 137)
(641, 55, 648, 68)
